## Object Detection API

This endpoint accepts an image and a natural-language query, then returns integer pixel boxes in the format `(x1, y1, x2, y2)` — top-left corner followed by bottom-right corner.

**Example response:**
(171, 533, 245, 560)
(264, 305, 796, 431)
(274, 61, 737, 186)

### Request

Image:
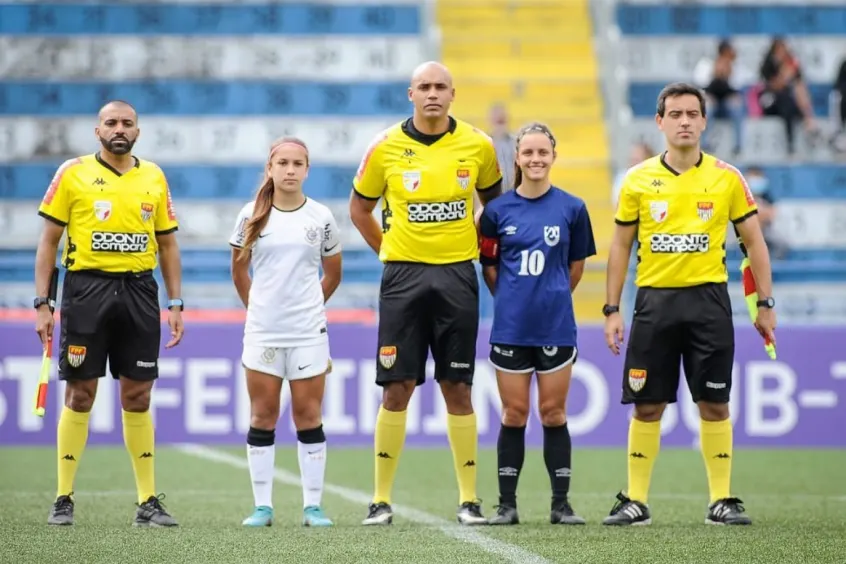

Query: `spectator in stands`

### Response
(831, 57, 846, 153)
(488, 103, 516, 190)
(611, 141, 654, 209)
(746, 166, 788, 259)
(694, 39, 745, 156)
(757, 37, 819, 155)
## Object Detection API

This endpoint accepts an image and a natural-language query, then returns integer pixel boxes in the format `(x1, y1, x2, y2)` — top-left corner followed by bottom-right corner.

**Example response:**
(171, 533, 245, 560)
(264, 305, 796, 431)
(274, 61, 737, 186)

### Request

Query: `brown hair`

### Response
(513, 122, 557, 189)
(656, 82, 707, 117)
(237, 137, 309, 262)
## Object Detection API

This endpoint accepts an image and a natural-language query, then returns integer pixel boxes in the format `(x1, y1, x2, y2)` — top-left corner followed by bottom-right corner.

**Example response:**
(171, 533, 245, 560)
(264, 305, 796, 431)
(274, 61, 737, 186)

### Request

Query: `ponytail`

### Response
(236, 136, 310, 262)
(513, 163, 522, 190)
(513, 122, 557, 189)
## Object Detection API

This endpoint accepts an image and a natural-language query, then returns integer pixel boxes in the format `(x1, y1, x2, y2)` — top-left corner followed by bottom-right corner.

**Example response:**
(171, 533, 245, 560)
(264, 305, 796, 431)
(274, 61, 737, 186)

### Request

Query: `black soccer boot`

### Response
(550, 498, 586, 525)
(134, 493, 179, 527)
(47, 495, 74, 526)
(706, 497, 752, 525)
(487, 503, 519, 525)
(602, 491, 652, 526)
(362, 502, 393, 526)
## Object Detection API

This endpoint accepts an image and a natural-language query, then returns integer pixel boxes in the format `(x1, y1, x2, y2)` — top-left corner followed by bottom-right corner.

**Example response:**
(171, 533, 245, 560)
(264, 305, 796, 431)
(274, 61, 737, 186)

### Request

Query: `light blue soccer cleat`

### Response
(242, 506, 273, 527)
(302, 505, 334, 527)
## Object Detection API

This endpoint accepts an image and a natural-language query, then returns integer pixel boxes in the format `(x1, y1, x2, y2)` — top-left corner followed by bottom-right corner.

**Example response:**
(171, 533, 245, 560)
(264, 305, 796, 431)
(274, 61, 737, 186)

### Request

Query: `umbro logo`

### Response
(139, 452, 153, 458)
(93, 178, 106, 186)
(377, 452, 392, 459)
(403, 149, 415, 158)
(61, 454, 76, 461)
(651, 180, 664, 187)
(629, 452, 647, 459)
(713, 453, 731, 459)
(463, 460, 476, 467)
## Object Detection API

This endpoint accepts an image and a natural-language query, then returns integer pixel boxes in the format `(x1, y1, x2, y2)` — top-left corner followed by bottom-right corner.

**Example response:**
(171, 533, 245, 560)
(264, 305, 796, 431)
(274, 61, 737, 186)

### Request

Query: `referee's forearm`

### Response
(158, 243, 183, 300)
(351, 213, 382, 255)
(34, 240, 59, 297)
(745, 238, 774, 297)
(605, 243, 630, 305)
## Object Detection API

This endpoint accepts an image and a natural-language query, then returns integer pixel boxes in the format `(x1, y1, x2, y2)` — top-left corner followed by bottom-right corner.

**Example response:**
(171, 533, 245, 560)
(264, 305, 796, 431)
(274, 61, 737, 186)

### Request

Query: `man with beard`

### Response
(34, 100, 184, 527)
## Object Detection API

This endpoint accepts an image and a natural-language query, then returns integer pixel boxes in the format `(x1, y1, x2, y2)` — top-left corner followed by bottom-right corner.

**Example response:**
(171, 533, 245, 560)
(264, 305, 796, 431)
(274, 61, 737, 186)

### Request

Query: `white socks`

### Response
(247, 443, 275, 508)
(297, 440, 327, 508)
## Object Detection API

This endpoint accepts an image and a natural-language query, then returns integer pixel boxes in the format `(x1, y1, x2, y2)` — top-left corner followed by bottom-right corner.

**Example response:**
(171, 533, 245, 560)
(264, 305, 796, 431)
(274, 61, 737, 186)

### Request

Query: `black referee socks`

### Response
(496, 424, 526, 506)
(543, 423, 572, 504)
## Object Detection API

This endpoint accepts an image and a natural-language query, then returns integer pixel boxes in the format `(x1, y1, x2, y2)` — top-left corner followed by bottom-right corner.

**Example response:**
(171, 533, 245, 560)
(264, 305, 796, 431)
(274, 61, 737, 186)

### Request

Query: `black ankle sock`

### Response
(543, 423, 572, 504)
(497, 424, 526, 506)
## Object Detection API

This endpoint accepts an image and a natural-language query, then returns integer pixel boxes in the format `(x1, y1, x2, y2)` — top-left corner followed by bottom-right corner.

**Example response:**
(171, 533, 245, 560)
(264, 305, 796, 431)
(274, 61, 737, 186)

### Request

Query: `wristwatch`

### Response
(167, 298, 184, 311)
(33, 297, 51, 309)
(602, 304, 620, 317)
(756, 297, 775, 309)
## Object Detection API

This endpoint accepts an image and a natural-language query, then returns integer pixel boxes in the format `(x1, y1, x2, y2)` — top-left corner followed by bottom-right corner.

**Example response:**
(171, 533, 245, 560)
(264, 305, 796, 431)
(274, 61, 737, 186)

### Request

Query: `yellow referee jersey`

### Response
(38, 153, 179, 273)
(615, 152, 758, 288)
(353, 117, 502, 264)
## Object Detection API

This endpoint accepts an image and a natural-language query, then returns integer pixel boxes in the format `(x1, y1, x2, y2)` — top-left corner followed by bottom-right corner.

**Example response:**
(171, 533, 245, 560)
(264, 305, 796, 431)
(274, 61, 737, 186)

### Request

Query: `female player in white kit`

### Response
(230, 137, 343, 527)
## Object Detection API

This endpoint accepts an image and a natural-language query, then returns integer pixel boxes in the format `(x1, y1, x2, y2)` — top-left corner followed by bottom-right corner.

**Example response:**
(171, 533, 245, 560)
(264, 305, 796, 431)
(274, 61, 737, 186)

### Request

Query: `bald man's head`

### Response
(96, 100, 139, 156)
(408, 61, 454, 122)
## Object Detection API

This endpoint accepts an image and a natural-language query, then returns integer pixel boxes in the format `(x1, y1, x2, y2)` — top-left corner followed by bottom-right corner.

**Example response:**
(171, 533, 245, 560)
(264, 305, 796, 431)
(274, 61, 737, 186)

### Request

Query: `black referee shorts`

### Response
(622, 282, 734, 405)
(59, 270, 161, 382)
(376, 261, 479, 387)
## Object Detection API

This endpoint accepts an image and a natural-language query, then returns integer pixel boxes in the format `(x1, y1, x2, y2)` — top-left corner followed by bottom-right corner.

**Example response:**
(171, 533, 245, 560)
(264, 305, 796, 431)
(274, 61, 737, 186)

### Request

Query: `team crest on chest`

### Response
(94, 200, 112, 222)
(304, 225, 321, 245)
(140, 202, 154, 222)
(697, 201, 714, 221)
(543, 225, 560, 247)
(402, 170, 421, 192)
(649, 201, 668, 223)
(456, 168, 470, 190)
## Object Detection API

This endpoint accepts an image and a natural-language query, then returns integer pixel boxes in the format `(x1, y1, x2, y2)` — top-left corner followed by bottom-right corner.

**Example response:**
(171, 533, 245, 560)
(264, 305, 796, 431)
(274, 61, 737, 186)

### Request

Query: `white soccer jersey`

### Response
(230, 198, 342, 347)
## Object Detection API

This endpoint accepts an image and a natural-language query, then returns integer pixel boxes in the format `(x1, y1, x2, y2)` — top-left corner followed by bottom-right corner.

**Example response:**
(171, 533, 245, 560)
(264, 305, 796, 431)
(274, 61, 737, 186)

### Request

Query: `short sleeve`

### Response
(614, 174, 640, 225)
(476, 133, 503, 191)
(322, 210, 342, 257)
(478, 207, 500, 266)
(352, 132, 387, 200)
(154, 170, 179, 235)
(728, 167, 758, 223)
(229, 204, 252, 248)
(568, 203, 597, 263)
(37, 158, 79, 226)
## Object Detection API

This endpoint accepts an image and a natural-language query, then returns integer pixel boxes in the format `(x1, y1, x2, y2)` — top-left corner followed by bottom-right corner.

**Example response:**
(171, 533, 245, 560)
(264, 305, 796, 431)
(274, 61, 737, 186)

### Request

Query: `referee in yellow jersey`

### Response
(350, 61, 502, 526)
(601, 83, 776, 526)
(34, 101, 184, 527)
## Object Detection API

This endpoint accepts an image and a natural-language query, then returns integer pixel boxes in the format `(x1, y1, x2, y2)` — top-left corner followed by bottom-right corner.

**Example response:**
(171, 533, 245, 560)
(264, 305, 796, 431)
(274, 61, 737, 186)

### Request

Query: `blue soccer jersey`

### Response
(479, 187, 596, 347)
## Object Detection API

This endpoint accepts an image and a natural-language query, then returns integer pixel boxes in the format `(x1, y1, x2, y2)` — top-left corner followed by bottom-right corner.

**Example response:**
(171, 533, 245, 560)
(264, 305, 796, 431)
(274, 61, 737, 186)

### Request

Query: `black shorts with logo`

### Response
(59, 270, 161, 381)
(622, 282, 734, 405)
(376, 260, 479, 386)
(490, 345, 577, 374)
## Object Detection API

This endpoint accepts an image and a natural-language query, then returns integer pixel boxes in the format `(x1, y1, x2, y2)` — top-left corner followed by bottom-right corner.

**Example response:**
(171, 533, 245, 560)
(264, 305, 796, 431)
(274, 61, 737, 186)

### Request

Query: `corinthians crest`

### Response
(697, 201, 714, 221)
(304, 225, 321, 245)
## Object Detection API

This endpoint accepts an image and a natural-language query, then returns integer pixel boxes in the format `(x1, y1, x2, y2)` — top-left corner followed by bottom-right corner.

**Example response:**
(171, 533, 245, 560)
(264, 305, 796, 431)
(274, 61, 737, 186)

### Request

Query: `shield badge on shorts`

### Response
(649, 201, 668, 223)
(260, 348, 276, 364)
(628, 369, 647, 392)
(379, 346, 397, 369)
(544, 225, 560, 246)
(697, 201, 714, 221)
(402, 171, 421, 193)
(94, 201, 112, 222)
(140, 203, 154, 222)
(67, 345, 87, 368)
(456, 169, 471, 190)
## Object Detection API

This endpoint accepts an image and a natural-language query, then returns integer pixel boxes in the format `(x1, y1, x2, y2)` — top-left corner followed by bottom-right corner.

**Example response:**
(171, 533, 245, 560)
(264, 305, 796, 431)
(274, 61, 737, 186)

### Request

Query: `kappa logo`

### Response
(140, 202, 154, 222)
(402, 170, 421, 192)
(697, 201, 714, 221)
(650, 201, 668, 223)
(67, 345, 87, 368)
(379, 345, 397, 369)
(93, 178, 106, 186)
(628, 368, 647, 392)
(456, 168, 471, 190)
(543, 225, 560, 246)
(651, 179, 664, 187)
(402, 149, 415, 158)
(94, 200, 112, 222)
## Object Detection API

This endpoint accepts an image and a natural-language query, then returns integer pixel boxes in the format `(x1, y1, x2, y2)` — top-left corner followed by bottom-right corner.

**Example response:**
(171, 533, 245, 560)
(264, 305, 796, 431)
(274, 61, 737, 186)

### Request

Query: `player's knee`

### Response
(501, 403, 529, 427)
(291, 399, 322, 431)
(381, 381, 415, 411)
(439, 381, 473, 415)
(633, 403, 666, 422)
(538, 402, 566, 427)
(120, 383, 152, 412)
(698, 401, 730, 422)
(250, 400, 280, 430)
(64, 381, 96, 412)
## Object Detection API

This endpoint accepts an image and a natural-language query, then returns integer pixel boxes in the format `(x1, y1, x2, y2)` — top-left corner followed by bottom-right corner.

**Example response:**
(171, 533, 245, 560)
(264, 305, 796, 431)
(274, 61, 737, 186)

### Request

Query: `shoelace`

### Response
(54, 499, 73, 515)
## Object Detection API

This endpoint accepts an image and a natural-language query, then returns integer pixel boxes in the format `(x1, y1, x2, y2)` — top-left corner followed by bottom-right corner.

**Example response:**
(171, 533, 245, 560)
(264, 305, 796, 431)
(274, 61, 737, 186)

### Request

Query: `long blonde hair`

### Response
(237, 137, 309, 262)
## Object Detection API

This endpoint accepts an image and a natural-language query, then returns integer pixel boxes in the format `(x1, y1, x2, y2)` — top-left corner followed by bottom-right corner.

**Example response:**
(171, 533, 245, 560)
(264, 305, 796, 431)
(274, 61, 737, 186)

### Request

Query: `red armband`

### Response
(479, 235, 499, 260)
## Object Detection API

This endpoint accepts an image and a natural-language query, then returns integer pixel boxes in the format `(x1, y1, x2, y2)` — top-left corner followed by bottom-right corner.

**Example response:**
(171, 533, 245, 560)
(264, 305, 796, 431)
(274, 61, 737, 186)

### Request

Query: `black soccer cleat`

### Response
(550, 499, 586, 525)
(47, 495, 74, 526)
(134, 493, 179, 527)
(602, 492, 652, 526)
(362, 502, 393, 526)
(487, 504, 519, 525)
(456, 500, 487, 526)
(706, 497, 752, 525)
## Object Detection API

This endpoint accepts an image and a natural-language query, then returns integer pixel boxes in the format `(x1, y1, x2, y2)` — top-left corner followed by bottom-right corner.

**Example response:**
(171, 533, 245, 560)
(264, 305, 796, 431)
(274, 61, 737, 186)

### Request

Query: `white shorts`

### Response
(242, 342, 330, 381)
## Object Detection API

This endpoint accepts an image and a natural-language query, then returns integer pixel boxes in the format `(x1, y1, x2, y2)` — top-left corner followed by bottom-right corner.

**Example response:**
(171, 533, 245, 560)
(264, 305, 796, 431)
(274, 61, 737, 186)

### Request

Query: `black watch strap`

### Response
(602, 304, 620, 317)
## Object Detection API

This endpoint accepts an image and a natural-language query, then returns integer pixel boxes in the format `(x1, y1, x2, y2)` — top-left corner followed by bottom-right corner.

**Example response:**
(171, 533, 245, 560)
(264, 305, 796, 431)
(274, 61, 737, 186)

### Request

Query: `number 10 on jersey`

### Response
(518, 249, 545, 276)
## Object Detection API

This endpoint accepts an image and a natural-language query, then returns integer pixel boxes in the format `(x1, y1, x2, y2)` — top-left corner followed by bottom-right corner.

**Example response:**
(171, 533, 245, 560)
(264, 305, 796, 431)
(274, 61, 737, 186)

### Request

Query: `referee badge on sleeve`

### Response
(628, 369, 647, 392)
(379, 346, 397, 369)
(649, 201, 668, 223)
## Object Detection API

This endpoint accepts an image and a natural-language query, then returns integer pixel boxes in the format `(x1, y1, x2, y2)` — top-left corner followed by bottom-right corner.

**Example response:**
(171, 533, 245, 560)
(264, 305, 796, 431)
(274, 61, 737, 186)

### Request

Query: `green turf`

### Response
(1, 445, 844, 563)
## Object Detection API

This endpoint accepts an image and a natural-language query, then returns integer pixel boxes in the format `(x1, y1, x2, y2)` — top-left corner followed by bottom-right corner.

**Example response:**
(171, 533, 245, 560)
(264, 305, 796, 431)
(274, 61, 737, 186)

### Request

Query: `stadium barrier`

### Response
(1, 323, 843, 447)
